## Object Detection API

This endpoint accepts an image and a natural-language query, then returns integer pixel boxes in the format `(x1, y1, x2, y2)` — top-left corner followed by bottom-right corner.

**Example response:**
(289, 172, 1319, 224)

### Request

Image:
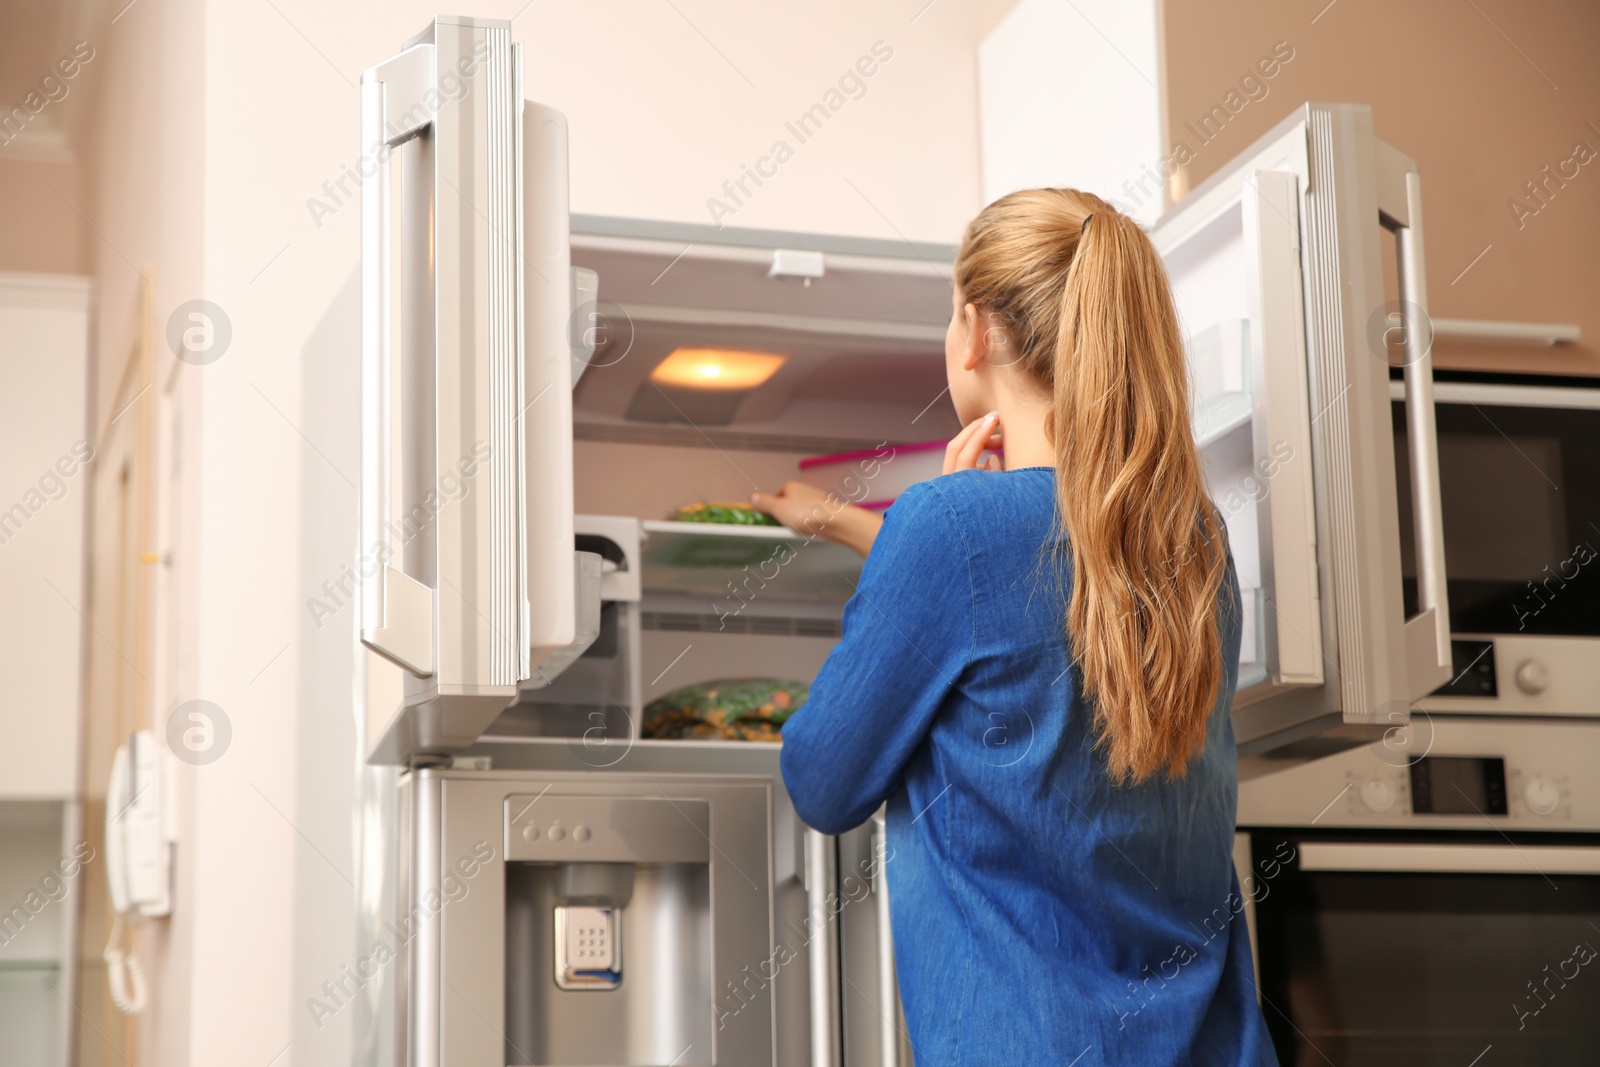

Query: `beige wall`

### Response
(1162, 0, 1600, 376)
(0, 159, 88, 273)
(0, 0, 96, 275)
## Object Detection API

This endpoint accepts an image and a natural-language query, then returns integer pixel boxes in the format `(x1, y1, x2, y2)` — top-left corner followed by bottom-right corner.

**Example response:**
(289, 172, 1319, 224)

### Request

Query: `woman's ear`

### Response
(961, 302, 986, 371)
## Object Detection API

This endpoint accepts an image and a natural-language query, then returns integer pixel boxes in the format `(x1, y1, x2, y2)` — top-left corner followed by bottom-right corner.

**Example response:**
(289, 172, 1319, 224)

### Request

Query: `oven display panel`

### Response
(1408, 756, 1508, 815)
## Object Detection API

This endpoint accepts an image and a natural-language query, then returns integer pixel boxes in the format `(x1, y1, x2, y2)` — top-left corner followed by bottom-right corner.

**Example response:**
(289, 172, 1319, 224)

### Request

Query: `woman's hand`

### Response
(751, 481, 883, 559)
(754, 417, 999, 558)
(943, 412, 1004, 474)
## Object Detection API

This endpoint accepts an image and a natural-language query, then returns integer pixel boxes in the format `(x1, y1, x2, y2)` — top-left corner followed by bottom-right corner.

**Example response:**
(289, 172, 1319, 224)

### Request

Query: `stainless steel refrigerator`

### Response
(355, 15, 1452, 1067)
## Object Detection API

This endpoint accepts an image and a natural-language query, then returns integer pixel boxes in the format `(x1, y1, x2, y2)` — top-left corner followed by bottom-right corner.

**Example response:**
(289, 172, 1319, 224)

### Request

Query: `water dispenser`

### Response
(399, 742, 837, 1066)
(502, 792, 730, 1064)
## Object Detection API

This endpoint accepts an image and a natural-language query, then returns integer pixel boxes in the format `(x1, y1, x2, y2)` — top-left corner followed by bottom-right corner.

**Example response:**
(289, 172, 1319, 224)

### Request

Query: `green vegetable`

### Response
(643, 678, 809, 743)
(669, 502, 781, 527)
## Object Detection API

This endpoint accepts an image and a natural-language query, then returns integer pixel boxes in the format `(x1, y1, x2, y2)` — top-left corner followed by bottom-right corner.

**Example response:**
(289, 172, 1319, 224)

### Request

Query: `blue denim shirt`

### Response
(781, 469, 1277, 1066)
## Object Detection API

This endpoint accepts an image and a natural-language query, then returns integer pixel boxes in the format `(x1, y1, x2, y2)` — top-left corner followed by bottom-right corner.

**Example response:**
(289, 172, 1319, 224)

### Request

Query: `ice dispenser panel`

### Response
(503, 789, 773, 1066)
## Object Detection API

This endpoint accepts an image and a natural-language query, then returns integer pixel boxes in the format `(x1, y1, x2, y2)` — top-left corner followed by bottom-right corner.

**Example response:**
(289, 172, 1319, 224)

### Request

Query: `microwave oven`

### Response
(1393, 371, 1600, 715)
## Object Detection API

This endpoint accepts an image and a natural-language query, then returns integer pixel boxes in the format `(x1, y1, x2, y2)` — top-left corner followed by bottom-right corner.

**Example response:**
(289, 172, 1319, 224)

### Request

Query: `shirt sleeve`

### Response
(779, 480, 975, 834)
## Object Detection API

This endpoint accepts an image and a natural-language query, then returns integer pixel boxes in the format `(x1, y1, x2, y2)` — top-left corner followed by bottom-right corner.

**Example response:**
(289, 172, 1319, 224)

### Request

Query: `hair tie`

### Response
(1080, 213, 1095, 234)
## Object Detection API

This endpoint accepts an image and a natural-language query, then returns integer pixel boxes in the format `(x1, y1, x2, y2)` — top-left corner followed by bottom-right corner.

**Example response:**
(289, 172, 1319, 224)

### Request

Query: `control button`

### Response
(1515, 659, 1550, 695)
(1524, 776, 1560, 815)
(521, 824, 540, 842)
(573, 825, 591, 843)
(1439, 639, 1498, 697)
(1360, 778, 1395, 812)
(548, 825, 567, 842)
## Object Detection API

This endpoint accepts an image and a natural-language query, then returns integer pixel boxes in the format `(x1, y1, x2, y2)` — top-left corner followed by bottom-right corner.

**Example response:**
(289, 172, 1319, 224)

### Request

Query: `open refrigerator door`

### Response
(1153, 102, 1451, 757)
(357, 16, 590, 765)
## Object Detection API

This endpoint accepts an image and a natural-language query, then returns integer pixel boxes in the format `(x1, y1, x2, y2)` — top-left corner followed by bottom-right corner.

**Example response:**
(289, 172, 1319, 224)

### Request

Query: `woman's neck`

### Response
(995, 387, 1056, 470)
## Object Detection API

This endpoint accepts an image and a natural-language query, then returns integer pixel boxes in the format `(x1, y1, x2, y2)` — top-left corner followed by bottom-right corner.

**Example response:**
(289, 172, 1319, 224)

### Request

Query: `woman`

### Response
(754, 189, 1277, 1065)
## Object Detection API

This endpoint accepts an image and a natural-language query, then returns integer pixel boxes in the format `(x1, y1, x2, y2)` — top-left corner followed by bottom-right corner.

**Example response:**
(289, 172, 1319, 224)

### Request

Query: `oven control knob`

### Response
(1524, 776, 1560, 815)
(1360, 778, 1395, 812)
(1515, 659, 1550, 695)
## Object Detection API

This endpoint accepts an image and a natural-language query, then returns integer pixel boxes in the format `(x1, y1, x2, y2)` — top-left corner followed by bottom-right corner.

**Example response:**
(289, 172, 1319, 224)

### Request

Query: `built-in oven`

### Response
(1237, 716, 1600, 1065)
(1391, 371, 1600, 715)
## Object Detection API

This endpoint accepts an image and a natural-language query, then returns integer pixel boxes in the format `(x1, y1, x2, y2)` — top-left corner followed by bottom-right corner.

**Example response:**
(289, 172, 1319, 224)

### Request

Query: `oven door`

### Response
(1248, 829, 1600, 1066)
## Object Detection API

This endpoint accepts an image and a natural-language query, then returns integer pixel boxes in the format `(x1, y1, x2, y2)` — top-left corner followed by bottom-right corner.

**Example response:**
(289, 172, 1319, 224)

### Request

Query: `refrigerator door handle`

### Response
(803, 828, 842, 1067)
(359, 44, 436, 677)
(1381, 157, 1453, 698)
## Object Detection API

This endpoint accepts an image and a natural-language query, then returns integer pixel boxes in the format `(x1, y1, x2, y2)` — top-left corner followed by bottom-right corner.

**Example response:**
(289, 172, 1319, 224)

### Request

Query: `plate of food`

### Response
(642, 678, 808, 742)
(666, 501, 783, 527)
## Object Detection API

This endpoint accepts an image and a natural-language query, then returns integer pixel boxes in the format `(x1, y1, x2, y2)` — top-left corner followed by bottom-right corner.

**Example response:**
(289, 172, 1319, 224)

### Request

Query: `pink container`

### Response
(798, 439, 999, 510)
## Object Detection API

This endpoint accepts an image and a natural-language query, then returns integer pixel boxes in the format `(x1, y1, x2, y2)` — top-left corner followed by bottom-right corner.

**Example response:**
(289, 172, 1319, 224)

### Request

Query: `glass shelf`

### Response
(639, 521, 862, 603)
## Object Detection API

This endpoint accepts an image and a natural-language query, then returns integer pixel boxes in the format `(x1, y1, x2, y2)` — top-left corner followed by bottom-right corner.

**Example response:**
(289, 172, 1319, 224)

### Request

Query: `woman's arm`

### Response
(778, 481, 974, 834)
(751, 481, 883, 558)
(753, 414, 1004, 558)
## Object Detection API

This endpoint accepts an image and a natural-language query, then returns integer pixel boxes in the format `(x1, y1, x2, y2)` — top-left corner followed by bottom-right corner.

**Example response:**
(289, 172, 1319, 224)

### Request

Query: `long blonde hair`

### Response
(954, 189, 1228, 783)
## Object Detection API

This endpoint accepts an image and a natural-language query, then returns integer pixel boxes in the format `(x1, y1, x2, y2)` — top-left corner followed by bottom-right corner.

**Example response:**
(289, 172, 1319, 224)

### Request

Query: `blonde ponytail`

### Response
(954, 190, 1227, 783)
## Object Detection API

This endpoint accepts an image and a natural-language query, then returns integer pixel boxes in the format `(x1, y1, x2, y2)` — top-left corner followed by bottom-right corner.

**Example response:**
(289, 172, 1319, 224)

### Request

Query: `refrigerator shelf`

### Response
(639, 520, 861, 603)
(643, 519, 802, 542)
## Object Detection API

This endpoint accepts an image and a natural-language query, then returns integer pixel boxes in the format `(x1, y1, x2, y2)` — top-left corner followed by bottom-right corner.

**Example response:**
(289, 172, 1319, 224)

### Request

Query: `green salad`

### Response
(643, 678, 808, 742)
(668, 502, 781, 527)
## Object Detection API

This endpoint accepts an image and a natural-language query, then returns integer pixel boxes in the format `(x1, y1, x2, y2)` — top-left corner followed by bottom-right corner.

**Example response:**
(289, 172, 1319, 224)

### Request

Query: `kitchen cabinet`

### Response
(979, 0, 1165, 222)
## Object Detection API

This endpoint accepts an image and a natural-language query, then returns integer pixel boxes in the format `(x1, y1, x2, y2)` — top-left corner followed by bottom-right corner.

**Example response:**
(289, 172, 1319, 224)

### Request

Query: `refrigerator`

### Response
(355, 16, 1452, 1067)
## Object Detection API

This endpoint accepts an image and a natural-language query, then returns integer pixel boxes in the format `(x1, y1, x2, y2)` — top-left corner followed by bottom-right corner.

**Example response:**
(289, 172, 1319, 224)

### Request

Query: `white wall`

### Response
(978, 0, 1164, 223)
(101, 4, 1004, 1067)
(0, 277, 89, 801)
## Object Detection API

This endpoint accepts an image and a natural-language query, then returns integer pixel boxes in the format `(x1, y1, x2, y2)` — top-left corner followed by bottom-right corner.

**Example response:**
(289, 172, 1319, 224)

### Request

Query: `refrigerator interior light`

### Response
(649, 348, 787, 390)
